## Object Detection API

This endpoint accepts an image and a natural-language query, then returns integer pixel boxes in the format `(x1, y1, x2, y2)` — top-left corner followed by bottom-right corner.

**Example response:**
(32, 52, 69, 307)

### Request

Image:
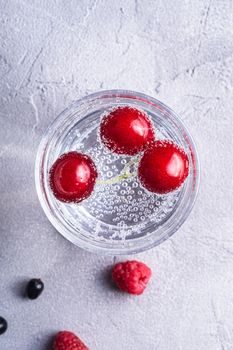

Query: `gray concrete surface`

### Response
(0, 0, 233, 349)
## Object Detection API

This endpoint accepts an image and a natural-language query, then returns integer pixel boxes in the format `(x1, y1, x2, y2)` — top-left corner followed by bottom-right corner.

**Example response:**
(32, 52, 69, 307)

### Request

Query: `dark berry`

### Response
(26, 279, 44, 300)
(0, 317, 7, 335)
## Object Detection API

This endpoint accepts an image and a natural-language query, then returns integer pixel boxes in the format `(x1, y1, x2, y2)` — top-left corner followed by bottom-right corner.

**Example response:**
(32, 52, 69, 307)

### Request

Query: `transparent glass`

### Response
(35, 90, 200, 255)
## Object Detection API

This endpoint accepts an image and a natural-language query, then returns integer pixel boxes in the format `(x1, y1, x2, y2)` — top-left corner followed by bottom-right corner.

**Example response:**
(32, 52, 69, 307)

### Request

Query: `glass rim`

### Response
(35, 89, 200, 255)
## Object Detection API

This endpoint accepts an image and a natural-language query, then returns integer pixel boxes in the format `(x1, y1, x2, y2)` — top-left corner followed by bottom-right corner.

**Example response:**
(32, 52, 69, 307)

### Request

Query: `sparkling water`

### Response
(52, 107, 182, 242)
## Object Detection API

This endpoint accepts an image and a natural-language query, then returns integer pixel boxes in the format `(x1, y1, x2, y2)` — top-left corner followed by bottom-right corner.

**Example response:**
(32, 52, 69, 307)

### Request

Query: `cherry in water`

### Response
(138, 140, 189, 194)
(49, 151, 98, 203)
(100, 106, 155, 155)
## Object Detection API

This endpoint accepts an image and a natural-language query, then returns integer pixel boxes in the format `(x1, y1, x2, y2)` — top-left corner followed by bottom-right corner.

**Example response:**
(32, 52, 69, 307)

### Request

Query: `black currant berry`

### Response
(26, 279, 44, 300)
(0, 317, 7, 335)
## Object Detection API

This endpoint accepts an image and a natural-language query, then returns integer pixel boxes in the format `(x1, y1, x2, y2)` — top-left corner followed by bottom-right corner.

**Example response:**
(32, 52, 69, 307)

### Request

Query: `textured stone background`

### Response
(0, 0, 233, 349)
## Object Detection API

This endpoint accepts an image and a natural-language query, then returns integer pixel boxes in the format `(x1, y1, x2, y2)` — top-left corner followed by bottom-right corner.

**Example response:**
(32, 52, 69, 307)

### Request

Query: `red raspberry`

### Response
(112, 260, 152, 295)
(54, 331, 89, 350)
(100, 106, 155, 155)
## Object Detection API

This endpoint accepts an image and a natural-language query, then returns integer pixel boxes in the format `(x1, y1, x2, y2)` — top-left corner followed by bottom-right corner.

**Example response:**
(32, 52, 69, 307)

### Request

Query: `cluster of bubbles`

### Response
(59, 116, 181, 241)
(84, 141, 180, 233)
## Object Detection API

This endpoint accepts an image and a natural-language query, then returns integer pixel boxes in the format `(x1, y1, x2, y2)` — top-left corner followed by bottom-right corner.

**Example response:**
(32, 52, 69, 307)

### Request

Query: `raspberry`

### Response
(53, 331, 89, 350)
(112, 260, 152, 295)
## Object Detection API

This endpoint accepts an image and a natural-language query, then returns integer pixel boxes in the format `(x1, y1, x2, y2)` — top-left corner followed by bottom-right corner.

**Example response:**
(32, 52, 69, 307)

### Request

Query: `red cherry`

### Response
(100, 106, 155, 155)
(138, 140, 189, 194)
(49, 151, 98, 203)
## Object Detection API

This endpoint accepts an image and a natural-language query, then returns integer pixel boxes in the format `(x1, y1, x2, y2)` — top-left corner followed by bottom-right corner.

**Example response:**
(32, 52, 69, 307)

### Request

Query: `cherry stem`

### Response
(96, 158, 138, 185)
